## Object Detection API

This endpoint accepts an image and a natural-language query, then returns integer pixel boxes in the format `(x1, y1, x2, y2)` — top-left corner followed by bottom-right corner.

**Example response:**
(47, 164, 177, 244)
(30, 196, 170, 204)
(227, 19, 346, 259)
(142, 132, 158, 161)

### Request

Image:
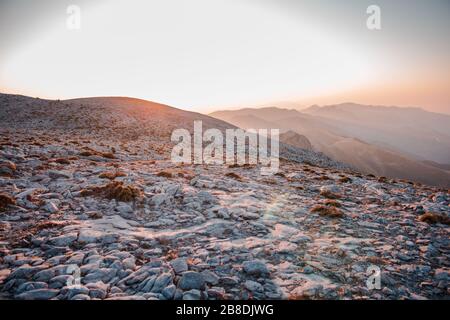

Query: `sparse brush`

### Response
(0, 193, 16, 210)
(262, 178, 277, 185)
(0, 160, 16, 171)
(101, 152, 115, 159)
(338, 176, 352, 183)
(98, 171, 127, 180)
(225, 172, 242, 180)
(53, 158, 71, 165)
(317, 175, 330, 181)
(81, 181, 141, 202)
(157, 171, 173, 178)
(418, 212, 450, 225)
(275, 172, 286, 178)
(287, 293, 309, 300)
(367, 256, 385, 265)
(166, 249, 178, 260)
(324, 199, 341, 208)
(310, 204, 344, 218)
(378, 176, 388, 183)
(319, 189, 341, 199)
(79, 151, 94, 157)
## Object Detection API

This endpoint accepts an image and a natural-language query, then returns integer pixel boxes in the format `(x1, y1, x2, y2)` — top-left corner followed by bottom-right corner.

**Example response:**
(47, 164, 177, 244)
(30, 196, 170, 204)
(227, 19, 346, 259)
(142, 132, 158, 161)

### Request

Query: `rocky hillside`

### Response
(0, 94, 449, 300)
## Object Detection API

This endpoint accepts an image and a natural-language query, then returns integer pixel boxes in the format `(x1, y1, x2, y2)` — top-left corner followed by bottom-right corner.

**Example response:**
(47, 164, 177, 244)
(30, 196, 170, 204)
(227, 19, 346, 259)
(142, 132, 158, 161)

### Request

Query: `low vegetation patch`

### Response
(81, 181, 141, 202)
(310, 204, 344, 218)
(157, 171, 173, 178)
(418, 212, 450, 225)
(324, 199, 342, 208)
(319, 189, 341, 199)
(53, 158, 71, 165)
(338, 176, 352, 183)
(225, 172, 242, 180)
(0, 193, 16, 210)
(79, 150, 94, 157)
(98, 171, 127, 180)
(101, 152, 115, 159)
(79, 149, 115, 159)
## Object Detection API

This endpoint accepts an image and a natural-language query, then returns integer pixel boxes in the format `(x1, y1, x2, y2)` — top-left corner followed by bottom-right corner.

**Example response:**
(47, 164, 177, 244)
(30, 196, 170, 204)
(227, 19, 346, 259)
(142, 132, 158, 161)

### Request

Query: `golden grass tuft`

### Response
(98, 171, 127, 180)
(81, 181, 141, 202)
(101, 152, 115, 159)
(53, 158, 71, 165)
(157, 171, 173, 178)
(319, 189, 341, 199)
(225, 172, 242, 180)
(79, 151, 94, 157)
(0, 193, 16, 210)
(310, 204, 344, 218)
(418, 212, 450, 225)
(324, 199, 342, 208)
(338, 176, 352, 183)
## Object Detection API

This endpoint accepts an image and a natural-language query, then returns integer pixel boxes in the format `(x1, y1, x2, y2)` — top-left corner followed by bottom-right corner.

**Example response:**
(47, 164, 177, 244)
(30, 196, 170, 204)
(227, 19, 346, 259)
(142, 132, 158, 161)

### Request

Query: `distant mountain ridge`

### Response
(210, 104, 450, 187)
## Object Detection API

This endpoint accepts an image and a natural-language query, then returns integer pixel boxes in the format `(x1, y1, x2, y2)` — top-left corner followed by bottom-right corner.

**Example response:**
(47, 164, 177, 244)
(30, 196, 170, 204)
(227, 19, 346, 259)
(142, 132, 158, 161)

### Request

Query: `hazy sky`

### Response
(0, 0, 449, 114)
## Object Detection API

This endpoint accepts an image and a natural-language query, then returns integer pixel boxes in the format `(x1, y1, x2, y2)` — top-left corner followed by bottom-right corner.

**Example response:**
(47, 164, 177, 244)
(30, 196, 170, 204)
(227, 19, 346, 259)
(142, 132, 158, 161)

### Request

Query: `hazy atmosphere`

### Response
(0, 0, 449, 113)
(0, 0, 449, 304)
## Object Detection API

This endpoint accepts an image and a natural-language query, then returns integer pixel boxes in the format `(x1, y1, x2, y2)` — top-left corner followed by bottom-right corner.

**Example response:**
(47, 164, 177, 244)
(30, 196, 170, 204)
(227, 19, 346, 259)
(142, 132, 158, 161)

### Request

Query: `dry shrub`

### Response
(319, 189, 341, 199)
(317, 175, 330, 181)
(79, 151, 94, 157)
(166, 249, 178, 261)
(99, 171, 127, 180)
(54, 158, 71, 165)
(418, 212, 450, 225)
(157, 171, 173, 178)
(225, 172, 242, 180)
(339, 176, 352, 183)
(275, 172, 286, 178)
(101, 152, 115, 159)
(378, 176, 388, 183)
(288, 293, 310, 300)
(0, 161, 16, 171)
(324, 199, 341, 208)
(81, 181, 141, 202)
(0, 193, 16, 210)
(310, 205, 344, 218)
(262, 178, 277, 185)
(367, 256, 385, 265)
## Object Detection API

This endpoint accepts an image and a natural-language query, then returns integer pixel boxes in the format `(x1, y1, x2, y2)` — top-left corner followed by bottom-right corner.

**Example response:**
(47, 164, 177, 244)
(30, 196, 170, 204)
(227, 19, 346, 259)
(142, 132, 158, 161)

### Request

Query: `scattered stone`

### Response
(242, 260, 269, 276)
(170, 258, 188, 274)
(178, 271, 205, 290)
